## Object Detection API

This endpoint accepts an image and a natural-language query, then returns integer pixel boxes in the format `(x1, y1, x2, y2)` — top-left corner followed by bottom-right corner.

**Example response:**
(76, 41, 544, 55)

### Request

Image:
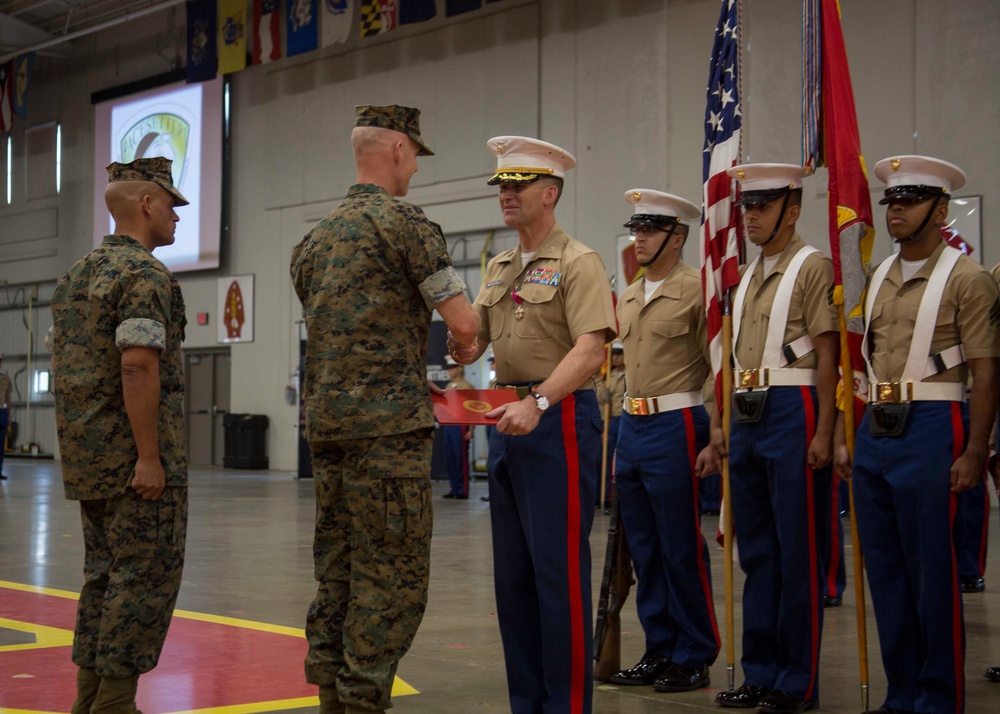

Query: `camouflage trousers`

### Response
(73, 486, 187, 678)
(305, 429, 433, 712)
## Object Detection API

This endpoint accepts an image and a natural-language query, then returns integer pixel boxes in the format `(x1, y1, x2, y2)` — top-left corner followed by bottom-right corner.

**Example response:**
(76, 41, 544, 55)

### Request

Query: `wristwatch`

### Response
(530, 391, 550, 412)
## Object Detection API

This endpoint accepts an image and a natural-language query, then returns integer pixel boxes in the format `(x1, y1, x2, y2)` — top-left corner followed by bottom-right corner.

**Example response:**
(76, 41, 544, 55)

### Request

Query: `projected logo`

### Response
(118, 113, 191, 192)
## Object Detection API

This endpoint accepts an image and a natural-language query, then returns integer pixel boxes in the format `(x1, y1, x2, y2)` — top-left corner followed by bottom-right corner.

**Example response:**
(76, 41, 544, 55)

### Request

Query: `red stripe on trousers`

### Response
(683, 409, 721, 650)
(949, 402, 965, 714)
(799, 386, 820, 701)
(560, 394, 584, 713)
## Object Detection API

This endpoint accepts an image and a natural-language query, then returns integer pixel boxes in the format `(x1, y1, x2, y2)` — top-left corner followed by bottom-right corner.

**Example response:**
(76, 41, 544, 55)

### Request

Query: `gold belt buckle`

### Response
(874, 382, 912, 403)
(629, 397, 648, 416)
(738, 369, 764, 389)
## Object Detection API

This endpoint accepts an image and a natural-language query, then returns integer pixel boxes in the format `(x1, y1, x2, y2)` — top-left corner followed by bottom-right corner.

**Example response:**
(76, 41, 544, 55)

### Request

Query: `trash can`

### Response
(223, 414, 269, 469)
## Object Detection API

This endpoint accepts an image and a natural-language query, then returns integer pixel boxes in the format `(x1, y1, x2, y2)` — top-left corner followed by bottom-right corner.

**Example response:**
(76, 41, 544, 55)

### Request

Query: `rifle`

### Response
(593, 494, 634, 681)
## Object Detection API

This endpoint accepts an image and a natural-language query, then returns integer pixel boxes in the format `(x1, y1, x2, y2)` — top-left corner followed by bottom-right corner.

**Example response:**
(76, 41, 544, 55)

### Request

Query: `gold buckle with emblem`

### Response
(628, 397, 649, 416)
(736, 369, 767, 389)
(872, 382, 913, 404)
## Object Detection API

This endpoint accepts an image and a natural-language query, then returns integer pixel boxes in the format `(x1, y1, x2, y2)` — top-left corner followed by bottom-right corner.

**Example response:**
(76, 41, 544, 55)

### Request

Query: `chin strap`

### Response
(759, 191, 792, 247)
(889, 194, 943, 244)
(637, 217, 680, 267)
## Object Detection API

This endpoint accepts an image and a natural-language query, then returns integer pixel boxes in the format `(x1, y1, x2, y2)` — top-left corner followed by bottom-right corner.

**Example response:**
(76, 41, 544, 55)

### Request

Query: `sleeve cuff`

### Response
(116, 318, 166, 351)
(44, 326, 53, 353)
(419, 266, 467, 309)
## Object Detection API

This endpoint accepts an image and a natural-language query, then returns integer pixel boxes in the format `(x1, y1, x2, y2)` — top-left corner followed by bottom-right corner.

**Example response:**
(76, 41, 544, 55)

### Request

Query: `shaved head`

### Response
(105, 180, 159, 220)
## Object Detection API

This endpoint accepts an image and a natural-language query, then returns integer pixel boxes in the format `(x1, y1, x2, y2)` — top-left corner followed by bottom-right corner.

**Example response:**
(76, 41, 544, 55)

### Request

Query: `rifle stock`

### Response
(593, 500, 633, 681)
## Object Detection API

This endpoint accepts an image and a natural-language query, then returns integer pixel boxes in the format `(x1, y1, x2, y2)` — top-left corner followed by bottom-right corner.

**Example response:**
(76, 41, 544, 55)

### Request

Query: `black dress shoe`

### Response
(703, 509, 721, 516)
(0, 473, 7, 480)
(985, 666, 1000, 682)
(960, 576, 985, 593)
(715, 683, 768, 708)
(480, 496, 490, 502)
(652, 663, 709, 692)
(454, 494, 469, 500)
(758, 690, 817, 713)
(862, 707, 914, 714)
(824, 595, 842, 607)
(609, 654, 673, 686)
(442, 493, 455, 499)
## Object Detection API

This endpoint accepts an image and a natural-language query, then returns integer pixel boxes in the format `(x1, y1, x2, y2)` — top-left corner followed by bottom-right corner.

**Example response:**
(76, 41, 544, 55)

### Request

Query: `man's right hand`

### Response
(131, 456, 166, 501)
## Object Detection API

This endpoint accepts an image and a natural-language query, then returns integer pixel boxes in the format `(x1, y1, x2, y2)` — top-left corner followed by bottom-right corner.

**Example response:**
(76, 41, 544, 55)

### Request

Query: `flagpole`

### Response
(835, 299, 869, 712)
(600, 345, 612, 508)
(721, 291, 736, 692)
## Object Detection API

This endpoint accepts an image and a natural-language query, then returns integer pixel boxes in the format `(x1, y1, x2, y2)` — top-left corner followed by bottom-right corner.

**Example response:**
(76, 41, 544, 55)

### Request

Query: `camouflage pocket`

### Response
(112, 488, 187, 560)
(371, 471, 432, 557)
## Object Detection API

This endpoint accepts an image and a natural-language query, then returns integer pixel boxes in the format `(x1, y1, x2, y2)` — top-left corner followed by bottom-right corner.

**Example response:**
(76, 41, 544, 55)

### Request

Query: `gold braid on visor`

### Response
(487, 167, 556, 185)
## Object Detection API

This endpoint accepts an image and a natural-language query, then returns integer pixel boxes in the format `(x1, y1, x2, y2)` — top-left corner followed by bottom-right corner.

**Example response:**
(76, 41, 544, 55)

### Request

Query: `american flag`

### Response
(700, 0, 743, 407)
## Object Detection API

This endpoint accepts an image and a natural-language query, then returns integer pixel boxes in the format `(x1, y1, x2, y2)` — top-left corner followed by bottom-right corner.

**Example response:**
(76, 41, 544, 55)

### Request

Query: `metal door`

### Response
(185, 349, 231, 466)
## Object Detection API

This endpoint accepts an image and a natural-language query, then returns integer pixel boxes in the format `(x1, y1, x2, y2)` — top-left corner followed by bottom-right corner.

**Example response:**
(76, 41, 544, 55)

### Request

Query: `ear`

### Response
(540, 183, 558, 207)
(139, 194, 154, 217)
(934, 201, 949, 226)
(392, 140, 404, 164)
(785, 203, 801, 225)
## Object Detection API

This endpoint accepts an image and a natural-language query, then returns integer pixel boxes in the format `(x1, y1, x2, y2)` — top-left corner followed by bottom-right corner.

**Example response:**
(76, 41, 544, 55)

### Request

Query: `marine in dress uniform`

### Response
(840, 156, 1000, 714)
(714, 164, 839, 713)
(986, 263, 1000, 685)
(291, 105, 479, 714)
(606, 189, 721, 694)
(450, 136, 617, 714)
(442, 357, 475, 499)
(0, 356, 10, 479)
(51, 157, 189, 714)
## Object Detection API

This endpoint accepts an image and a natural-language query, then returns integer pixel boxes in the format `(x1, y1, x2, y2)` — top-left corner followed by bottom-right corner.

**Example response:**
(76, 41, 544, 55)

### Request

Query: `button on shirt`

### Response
(867, 241, 1000, 383)
(734, 234, 838, 370)
(617, 261, 712, 398)
(473, 224, 617, 383)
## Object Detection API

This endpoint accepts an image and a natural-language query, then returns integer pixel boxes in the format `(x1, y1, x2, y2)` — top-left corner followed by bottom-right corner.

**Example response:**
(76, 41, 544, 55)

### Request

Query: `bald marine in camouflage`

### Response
(50, 157, 188, 714)
(291, 105, 479, 714)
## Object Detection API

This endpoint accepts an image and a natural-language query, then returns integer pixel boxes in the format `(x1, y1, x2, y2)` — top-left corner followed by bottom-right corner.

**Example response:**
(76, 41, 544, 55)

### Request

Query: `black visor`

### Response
(734, 186, 793, 207)
(624, 214, 677, 230)
(878, 185, 948, 205)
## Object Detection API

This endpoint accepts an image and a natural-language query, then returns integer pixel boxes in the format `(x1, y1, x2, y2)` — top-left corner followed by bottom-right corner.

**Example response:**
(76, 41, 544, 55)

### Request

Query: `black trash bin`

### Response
(223, 414, 269, 469)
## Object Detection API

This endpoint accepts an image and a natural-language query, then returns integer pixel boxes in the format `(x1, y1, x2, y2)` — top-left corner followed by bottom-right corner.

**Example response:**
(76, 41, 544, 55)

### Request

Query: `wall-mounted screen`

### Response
(93, 74, 223, 272)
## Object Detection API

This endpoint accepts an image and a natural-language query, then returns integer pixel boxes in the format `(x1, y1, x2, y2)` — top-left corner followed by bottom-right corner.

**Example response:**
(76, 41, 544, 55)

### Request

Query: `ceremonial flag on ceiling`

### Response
(401, 0, 437, 25)
(700, 0, 744, 411)
(360, 1, 395, 37)
(803, 0, 874, 407)
(0, 62, 12, 133)
(187, 0, 219, 83)
(218, 0, 248, 74)
(322, 0, 354, 46)
(446, 0, 481, 16)
(13, 53, 34, 119)
(252, 0, 282, 64)
(287, 0, 319, 57)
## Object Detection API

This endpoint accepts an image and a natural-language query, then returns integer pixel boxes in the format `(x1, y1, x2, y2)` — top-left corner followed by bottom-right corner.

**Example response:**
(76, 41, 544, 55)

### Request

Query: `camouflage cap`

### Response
(354, 104, 434, 156)
(106, 157, 190, 206)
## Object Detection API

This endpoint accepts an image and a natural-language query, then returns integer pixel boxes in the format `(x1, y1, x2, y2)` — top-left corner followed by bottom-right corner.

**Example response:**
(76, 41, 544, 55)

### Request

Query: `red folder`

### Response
(432, 389, 521, 425)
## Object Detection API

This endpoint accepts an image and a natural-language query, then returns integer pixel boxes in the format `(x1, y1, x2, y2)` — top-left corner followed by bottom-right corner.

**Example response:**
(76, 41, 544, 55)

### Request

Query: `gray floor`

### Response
(2, 458, 999, 713)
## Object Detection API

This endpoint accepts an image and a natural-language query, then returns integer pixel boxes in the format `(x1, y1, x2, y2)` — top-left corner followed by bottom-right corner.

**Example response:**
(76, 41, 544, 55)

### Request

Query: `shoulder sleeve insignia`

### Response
(989, 297, 1000, 328)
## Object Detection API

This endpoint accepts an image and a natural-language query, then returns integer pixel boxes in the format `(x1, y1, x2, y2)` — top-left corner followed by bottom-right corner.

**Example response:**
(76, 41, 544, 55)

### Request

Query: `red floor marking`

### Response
(1, 587, 316, 712)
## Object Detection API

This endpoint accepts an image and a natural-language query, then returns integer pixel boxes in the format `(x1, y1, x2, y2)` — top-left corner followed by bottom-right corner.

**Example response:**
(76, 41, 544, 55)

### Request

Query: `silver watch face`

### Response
(533, 393, 549, 411)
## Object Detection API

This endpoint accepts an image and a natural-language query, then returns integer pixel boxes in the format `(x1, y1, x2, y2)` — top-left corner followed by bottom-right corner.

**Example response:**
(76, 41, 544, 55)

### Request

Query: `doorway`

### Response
(185, 349, 231, 466)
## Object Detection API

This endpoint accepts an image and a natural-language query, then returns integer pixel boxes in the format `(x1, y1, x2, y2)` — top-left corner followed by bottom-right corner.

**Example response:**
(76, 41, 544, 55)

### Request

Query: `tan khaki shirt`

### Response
(991, 262, 1000, 286)
(734, 234, 838, 370)
(446, 377, 474, 390)
(617, 262, 712, 398)
(595, 369, 626, 417)
(0, 372, 11, 409)
(867, 241, 1000, 383)
(474, 223, 617, 383)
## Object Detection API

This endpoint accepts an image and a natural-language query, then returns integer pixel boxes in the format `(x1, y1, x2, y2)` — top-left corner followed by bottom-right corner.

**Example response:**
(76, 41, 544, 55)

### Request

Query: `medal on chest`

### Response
(511, 287, 525, 320)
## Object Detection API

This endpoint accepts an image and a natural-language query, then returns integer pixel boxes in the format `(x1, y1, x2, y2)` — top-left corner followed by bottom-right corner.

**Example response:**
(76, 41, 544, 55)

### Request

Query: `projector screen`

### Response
(93, 75, 224, 272)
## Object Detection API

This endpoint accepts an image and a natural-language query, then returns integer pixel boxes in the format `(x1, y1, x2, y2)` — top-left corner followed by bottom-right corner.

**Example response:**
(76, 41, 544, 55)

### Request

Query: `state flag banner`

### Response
(322, 0, 354, 47)
(13, 53, 34, 119)
(400, 0, 437, 25)
(187, 0, 219, 84)
(446, 0, 482, 16)
(287, 0, 319, 57)
(0, 61, 12, 133)
(360, 1, 397, 38)
(252, 0, 282, 64)
(218, 0, 247, 75)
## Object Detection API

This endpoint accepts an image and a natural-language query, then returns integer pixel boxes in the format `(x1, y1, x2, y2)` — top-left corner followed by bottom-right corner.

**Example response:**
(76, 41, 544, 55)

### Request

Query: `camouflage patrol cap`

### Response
(106, 157, 190, 206)
(354, 104, 434, 156)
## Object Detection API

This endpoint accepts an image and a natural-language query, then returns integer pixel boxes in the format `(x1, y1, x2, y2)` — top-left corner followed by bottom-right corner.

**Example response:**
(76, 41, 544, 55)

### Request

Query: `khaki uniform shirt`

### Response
(734, 234, 838, 370)
(51, 235, 187, 500)
(867, 241, 1000, 383)
(0, 372, 11, 409)
(991, 262, 1000, 286)
(595, 369, 625, 417)
(618, 261, 712, 399)
(446, 377, 475, 391)
(292, 183, 466, 441)
(473, 224, 617, 383)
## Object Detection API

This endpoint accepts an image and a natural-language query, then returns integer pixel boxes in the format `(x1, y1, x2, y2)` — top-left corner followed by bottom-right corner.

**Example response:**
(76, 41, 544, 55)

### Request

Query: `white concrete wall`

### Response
(1, 0, 997, 469)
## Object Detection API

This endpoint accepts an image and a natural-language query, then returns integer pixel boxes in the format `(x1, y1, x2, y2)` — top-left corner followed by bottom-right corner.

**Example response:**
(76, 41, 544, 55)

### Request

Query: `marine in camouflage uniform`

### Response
(291, 105, 477, 714)
(51, 157, 188, 714)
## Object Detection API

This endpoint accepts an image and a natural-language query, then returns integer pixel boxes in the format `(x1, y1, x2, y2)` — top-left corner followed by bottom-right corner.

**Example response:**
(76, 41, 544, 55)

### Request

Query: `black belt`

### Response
(496, 381, 543, 399)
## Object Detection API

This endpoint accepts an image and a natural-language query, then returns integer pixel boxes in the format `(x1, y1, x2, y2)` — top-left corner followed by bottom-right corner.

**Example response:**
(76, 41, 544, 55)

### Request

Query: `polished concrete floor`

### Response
(2, 458, 999, 713)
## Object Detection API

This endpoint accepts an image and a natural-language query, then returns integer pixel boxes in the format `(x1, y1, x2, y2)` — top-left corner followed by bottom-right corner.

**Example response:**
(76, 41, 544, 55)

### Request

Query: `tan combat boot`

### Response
(70, 668, 101, 714)
(90, 676, 139, 714)
(318, 685, 346, 714)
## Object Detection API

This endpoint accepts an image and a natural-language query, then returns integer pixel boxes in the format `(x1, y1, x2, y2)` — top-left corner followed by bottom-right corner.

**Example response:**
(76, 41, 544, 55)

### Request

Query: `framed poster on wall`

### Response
(217, 275, 254, 343)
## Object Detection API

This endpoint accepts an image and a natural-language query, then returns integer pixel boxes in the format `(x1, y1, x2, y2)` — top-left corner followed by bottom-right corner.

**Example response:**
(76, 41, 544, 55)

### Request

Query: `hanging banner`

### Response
(218, 275, 255, 343)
